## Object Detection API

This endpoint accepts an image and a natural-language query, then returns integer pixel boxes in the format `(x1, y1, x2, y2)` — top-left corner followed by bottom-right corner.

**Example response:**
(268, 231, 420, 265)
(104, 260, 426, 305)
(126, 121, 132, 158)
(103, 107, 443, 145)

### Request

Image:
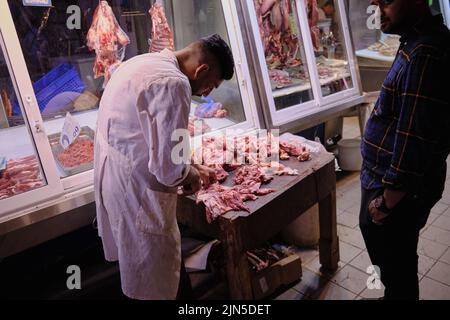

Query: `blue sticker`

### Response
(22, 0, 52, 7)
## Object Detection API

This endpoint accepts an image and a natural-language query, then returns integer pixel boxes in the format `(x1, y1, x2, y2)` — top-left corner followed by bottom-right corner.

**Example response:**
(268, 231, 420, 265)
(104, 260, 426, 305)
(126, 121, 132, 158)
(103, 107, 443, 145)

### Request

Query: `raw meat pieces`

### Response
(192, 133, 311, 223)
(57, 139, 94, 168)
(197, 183, 250, 224)
(234, 165, 273, 185)
(234, 165, 275, 198)
(280, 140, 311, 161)
(259, 161, 299, 176)
(254, 0, 300, 69)
(87, 1, 130, 83)
(214, 165, 229, 183)
(0, 156, 44, 200)
(269, 69, 293, 88)
(149, 3, 175, 53)
(196, 165, 277, 223)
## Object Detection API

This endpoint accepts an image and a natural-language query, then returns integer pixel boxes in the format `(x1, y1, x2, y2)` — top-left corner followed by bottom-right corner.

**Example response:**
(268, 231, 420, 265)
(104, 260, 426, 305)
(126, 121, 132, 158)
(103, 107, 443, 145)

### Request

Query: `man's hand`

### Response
(179, 166, 202, 196)
(368, 200, 389, 226)
(192, 164, 216, 188)
(383, 189, 406, 209)
(368, 189, 406, 225)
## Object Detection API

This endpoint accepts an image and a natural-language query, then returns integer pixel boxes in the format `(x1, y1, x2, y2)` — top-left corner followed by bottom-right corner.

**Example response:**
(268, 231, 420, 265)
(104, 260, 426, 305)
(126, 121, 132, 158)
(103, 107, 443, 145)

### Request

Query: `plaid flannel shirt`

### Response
(361, 15, 450, 198)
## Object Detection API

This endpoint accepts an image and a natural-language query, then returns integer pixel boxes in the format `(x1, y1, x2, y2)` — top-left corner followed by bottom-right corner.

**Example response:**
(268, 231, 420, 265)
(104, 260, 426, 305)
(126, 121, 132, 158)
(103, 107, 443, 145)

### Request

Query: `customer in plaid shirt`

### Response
(360, 0, 450, 300)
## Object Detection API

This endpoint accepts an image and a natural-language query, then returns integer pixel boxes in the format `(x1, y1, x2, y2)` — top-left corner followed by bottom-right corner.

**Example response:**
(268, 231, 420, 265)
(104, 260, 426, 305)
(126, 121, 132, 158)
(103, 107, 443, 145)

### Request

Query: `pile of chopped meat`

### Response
(57, 139, 94, 168)
(233, 165, 275, 196)
(0, 156, 44, 200)
(197, 165, 277, 224)
(280, 140, 311, 161)
(197, 183, 251, 224)
(269, 69, 293, 88)
(234, 164, 273, 185)
(317, 65, 336, 80)
(192, 133, 312, 223)
(149, 3, 175, 53)
(86, 1, 130, 82)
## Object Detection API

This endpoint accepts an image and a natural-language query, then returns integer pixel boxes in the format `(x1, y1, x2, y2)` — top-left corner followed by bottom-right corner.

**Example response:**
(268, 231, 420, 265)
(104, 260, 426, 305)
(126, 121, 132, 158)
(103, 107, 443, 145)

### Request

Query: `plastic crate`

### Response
(13, 63, 86, 116)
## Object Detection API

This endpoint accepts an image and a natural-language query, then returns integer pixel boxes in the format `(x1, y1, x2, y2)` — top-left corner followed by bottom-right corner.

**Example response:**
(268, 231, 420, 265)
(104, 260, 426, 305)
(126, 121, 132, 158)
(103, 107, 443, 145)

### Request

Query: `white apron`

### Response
(94, 49, 191, 300)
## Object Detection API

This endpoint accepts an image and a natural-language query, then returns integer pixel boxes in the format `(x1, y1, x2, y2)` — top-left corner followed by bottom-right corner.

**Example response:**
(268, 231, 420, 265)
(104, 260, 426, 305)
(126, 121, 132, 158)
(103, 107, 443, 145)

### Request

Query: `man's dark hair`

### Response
(200, 34, 235, 80)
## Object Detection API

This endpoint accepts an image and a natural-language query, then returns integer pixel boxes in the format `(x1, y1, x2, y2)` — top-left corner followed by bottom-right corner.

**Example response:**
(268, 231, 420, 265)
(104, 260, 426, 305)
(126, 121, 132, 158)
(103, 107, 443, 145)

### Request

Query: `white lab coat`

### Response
(94, 49, 191, 300)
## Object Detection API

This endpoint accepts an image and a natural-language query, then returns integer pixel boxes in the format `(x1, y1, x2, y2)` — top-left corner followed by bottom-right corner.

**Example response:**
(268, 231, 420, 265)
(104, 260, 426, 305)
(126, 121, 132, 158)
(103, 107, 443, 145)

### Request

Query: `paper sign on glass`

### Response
(60, 113, 81, 149)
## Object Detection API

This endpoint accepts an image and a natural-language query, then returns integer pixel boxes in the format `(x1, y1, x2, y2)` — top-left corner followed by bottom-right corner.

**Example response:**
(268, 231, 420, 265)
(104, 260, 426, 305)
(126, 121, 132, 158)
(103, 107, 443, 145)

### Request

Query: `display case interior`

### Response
(306, 0, 354, 97)
(244, 0, 361, 128)
(0, 46, 47, 201)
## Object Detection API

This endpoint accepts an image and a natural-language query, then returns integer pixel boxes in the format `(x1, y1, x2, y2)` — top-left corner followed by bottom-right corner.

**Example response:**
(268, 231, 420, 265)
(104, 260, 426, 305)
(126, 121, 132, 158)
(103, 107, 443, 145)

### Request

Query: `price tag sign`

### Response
(60, 112, 81, 149)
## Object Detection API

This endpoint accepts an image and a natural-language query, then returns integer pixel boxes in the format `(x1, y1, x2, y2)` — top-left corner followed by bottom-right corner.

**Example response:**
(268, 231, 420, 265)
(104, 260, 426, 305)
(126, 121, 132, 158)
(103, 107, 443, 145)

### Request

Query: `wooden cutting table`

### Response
(177, 150, 339, 300)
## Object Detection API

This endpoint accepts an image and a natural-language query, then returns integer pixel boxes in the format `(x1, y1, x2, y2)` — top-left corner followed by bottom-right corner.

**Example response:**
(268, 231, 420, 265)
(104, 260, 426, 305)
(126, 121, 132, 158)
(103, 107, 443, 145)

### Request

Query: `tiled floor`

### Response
(275, 117, 450, 300)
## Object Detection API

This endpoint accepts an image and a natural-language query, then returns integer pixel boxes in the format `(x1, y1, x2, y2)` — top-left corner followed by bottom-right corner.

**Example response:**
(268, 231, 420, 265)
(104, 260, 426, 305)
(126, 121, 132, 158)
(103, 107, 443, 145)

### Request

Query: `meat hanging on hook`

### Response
(254, 0, 300, 69)
(86, 1, 130, 86)
(148, 1, 174, 53)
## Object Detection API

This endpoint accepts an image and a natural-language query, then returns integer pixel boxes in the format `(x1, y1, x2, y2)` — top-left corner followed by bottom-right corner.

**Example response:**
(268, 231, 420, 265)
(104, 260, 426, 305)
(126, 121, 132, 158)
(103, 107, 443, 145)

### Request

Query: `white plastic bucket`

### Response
(281, 205, 319, 248)
(337, 138, 363, 172)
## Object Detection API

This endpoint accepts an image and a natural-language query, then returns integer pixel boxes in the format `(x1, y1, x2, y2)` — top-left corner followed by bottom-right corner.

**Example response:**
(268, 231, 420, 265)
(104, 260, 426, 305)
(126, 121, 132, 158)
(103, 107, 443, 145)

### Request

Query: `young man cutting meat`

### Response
(360, 0, 450, 300)
(93, 34, 234, 300)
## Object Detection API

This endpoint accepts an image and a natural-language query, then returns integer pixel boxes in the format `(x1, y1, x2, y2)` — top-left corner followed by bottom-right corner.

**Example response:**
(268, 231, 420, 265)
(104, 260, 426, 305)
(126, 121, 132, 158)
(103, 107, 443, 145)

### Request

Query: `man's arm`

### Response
(136, 77, 191, 187)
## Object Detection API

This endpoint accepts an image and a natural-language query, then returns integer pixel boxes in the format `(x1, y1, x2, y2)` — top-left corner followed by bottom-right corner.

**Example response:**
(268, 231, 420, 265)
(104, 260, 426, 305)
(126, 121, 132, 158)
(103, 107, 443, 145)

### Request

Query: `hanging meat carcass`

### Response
(306, 0, 320, 50)
(86, 1, 130, 84)
(148, 3, 175, 53)
(254, 0, 300, 70)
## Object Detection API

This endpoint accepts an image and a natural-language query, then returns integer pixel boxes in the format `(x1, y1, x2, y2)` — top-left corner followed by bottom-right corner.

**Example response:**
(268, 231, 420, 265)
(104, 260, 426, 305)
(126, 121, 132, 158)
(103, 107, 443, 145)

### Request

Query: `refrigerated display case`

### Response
(0, 18, 63, 216)
(0, 0, 262, 255)
(240, 0, 364, 132)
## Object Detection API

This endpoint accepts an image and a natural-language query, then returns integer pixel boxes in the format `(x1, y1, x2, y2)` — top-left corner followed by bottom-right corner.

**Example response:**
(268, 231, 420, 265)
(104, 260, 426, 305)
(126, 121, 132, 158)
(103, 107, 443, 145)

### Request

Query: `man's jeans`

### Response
(359, 188, 434, 300)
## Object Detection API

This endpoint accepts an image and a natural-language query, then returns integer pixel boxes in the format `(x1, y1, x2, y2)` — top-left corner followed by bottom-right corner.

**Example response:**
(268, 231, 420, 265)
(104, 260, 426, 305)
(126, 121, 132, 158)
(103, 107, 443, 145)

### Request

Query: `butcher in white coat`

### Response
(94, 34, 235, 300)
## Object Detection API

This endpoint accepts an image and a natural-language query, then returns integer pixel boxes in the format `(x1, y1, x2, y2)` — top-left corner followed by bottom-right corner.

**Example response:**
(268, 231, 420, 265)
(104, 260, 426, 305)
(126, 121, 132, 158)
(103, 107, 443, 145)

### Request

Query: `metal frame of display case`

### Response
(220, 0, 265, 131)
(0, 3, 64, 217)
(239, 0, 364, 132)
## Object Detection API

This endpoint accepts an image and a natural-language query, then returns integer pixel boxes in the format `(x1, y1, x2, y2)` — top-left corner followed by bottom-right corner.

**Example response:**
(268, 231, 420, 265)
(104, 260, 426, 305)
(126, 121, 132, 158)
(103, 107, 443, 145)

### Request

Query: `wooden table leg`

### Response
(318, 189, 340, 270)
(219, 219, 253, 300)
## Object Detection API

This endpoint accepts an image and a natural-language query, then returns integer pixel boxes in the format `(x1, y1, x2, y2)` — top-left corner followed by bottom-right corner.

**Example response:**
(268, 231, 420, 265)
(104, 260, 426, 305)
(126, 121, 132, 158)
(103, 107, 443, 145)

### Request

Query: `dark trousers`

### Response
(359, 188, 435, 300)
(177, 258, 193, 300)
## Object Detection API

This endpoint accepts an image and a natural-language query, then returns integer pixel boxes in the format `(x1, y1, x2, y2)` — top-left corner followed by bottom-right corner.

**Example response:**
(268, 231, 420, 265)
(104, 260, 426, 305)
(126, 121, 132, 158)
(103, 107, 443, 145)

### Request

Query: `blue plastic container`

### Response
(13, 63, 86, 116)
